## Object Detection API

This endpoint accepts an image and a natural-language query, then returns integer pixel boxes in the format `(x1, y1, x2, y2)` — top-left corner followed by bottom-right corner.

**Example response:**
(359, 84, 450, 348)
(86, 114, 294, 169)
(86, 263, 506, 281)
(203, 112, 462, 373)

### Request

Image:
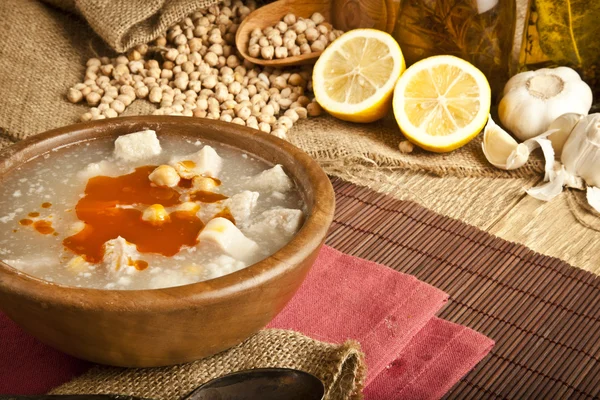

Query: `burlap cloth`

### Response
(49, 329, 364, 399)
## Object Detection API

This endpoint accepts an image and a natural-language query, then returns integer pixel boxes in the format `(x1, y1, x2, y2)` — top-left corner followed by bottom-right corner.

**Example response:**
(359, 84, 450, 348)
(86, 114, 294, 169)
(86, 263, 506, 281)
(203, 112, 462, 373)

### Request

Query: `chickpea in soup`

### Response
(0, 130, 306, 290)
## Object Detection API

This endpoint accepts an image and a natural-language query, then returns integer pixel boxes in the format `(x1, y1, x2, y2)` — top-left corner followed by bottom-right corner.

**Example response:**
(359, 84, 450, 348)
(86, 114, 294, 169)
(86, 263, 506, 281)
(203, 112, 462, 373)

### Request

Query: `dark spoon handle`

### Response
(0, 396, 146, 400)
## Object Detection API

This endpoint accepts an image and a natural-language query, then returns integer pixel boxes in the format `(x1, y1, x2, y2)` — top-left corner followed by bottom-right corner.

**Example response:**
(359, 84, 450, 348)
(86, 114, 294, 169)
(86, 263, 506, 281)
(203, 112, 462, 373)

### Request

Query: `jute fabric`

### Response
(50, 329, 365, 400)
(288, 114, 545, 179)
(42, 0, 219, 53)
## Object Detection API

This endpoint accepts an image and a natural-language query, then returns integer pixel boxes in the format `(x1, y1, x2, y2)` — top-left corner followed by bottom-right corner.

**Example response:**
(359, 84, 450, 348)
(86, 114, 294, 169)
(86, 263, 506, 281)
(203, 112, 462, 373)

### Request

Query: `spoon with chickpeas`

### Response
(235, 0, 396, 67)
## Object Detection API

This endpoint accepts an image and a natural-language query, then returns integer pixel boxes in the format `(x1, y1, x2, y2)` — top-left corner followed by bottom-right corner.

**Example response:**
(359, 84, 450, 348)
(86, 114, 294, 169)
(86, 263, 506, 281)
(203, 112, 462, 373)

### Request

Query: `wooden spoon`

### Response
(236, 0, 397, 67)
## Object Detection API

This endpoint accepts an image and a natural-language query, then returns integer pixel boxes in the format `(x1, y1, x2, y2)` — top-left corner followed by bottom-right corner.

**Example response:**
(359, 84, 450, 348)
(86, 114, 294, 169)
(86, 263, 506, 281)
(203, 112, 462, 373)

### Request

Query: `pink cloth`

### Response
(0, 313, 90, 394)
(363, 318, 494, 399)
(0, 246, 493, 398)
(268, 246, 494, 398)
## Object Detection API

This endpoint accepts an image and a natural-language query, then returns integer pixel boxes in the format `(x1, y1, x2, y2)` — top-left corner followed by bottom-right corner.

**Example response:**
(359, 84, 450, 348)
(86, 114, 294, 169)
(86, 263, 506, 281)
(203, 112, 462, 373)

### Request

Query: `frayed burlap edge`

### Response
(42, 0, 221, 53)
(566, 189, 600, 232)
(50, 329, 366, 400)
(289, 115, 546, 180)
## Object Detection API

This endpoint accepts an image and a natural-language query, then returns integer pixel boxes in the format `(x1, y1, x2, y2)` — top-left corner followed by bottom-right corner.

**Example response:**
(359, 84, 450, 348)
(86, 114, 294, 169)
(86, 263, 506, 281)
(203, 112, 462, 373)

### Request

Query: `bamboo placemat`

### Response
(328, 178, 600, 399)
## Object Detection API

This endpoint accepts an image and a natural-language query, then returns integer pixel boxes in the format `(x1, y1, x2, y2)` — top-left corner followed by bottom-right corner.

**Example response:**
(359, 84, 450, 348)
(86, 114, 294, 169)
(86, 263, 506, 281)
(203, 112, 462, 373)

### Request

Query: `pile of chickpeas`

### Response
(67, 1, 323, 140)
(247, 12, 344, 60)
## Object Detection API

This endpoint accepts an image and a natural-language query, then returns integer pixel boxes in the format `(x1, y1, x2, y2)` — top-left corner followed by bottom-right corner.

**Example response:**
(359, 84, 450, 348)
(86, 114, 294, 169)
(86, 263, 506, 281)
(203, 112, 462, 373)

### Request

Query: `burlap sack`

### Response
(42, 0, 219, 52)
(50, 329, 365, 400)
(0, 0, 222, 145)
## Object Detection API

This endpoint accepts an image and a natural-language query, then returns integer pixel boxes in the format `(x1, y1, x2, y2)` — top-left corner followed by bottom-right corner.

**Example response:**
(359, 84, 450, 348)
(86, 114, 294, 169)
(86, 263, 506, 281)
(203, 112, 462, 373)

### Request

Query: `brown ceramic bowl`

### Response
(0, 116, 334, 367)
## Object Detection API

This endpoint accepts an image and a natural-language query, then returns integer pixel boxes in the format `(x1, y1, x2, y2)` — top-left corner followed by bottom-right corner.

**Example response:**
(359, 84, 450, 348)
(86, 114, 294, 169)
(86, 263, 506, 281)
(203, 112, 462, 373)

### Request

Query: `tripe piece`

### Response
(198, 217, 259, 263)
(66, 256, 93, 274)
(245, 164, 294, 193)
(77, 160, 119, 180)
(245, 208, 304, 245)
(103, 236, 143, 280)
(198, 191, 259, 226)
(170, 145, 222, 179)
(114, 130, 162, 162)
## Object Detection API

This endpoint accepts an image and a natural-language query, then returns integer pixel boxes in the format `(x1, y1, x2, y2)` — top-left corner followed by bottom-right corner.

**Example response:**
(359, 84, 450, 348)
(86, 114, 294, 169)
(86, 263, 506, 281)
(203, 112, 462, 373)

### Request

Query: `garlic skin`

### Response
(547, 113, 584, 157)
(524, 113, 600, 213)
(499, 67, 592, 141)
(561, 114, 600, 187)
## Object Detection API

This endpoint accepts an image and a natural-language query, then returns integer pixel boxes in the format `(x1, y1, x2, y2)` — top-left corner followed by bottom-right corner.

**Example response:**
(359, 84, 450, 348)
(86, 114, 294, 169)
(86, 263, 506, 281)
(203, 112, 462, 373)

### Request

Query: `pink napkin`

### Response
(0, 313, 90, 394)
(268, 246, 494, 398)
(0, 246, 493, 398)
(363, 318, 495, 399)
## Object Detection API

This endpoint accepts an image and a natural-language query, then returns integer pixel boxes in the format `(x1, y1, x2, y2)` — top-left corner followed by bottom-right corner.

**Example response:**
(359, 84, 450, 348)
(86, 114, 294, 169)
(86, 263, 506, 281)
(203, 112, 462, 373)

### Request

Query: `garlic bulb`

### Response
(525, 113, 600, 213)
(561, 114, 600, 187)
(499, 67, 592, 141)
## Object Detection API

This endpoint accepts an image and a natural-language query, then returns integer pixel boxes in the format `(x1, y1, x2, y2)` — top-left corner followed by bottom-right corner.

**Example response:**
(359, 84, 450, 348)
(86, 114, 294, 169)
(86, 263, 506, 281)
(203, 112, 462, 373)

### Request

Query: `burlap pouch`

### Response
(50, 329, 365, 400)
(42, 0, 219, 52)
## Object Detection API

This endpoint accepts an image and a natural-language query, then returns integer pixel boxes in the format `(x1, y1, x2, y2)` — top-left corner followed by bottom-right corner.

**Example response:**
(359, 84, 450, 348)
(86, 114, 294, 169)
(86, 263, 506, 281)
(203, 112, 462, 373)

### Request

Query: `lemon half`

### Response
(392, 55, 491, 152)
(313, 29, 405, 123)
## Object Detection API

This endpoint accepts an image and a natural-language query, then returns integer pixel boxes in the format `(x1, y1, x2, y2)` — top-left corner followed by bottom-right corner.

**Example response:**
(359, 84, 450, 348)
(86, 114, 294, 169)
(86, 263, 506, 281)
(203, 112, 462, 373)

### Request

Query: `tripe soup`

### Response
(0, 130, 305, 290)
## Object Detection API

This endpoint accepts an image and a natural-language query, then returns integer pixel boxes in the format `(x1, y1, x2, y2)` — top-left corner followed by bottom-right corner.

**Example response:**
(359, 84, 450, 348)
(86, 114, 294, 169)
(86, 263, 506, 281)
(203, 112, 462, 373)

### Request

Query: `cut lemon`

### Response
(312, 29, 405, 123)
(392, 55, 491, 152)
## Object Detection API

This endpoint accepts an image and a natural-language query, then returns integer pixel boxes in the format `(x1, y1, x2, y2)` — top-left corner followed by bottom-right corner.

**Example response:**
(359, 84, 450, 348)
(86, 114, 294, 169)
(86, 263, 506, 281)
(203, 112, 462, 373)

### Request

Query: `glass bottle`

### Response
(518, 0, 600, 112)
(393, 0, 517, 95)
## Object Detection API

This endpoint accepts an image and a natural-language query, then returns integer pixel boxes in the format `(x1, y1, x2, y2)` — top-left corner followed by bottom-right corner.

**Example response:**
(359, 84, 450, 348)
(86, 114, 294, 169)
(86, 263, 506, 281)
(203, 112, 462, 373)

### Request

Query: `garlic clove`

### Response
(482, 117, 530, 170)
(546, 113, 584, 157)
(586, 187, 600, 214)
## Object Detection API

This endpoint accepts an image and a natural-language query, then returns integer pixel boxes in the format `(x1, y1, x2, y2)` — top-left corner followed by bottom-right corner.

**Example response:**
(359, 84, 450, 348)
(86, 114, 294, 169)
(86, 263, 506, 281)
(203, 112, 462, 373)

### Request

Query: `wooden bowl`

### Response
(0, 116, 335, 367)
(236, 0, 396, 67)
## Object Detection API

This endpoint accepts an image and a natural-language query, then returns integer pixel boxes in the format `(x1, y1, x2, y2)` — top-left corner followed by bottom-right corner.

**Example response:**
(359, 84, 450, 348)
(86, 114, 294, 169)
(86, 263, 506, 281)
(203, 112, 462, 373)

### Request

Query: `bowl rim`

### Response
(0, 116, 335, 312)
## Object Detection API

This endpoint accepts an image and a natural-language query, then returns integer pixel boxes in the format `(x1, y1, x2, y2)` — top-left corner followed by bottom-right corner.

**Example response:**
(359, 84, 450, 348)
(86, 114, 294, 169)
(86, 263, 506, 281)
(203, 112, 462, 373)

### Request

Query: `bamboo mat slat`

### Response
(328, 178, 600, 400)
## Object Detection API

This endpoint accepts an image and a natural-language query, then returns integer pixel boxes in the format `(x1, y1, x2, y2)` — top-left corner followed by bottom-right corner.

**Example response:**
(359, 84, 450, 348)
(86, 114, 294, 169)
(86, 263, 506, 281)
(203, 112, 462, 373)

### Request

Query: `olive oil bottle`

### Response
(518, 0, 600, 112)
(393, 0, 516, 95)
